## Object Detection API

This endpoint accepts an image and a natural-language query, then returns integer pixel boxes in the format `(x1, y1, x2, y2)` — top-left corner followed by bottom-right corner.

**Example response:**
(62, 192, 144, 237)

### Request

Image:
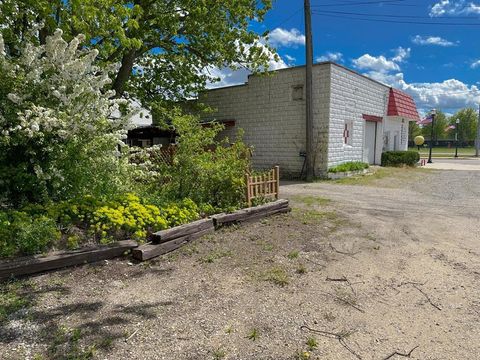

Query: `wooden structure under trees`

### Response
(245, 166, 280, 207)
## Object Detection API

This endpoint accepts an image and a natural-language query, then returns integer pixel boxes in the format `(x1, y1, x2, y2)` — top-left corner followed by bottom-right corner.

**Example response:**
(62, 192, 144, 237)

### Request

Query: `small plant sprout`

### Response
(263, 267, 289, 287)
(296, 264, 307, 274)
(287, 250, 299, 259)
(212, 348, 227, 359)
(247, 328, 259, 341)
(306, 337, 318, 351)
(295, 350, 311, 360)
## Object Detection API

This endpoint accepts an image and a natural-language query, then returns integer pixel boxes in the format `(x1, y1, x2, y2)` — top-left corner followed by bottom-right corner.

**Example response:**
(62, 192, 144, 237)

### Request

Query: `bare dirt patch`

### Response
(1, 168, 479, 359)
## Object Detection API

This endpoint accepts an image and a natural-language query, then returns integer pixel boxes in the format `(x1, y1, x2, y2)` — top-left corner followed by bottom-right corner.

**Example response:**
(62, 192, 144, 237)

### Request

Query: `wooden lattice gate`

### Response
(245, 166, 280, 207)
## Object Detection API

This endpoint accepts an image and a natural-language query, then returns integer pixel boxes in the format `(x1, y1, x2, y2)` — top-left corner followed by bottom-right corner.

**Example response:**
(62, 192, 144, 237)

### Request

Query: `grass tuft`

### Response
(200, 250, 233, 263)
(287, 250, 299, 260)
(0, 280, 34, 323)
(294, 350, 311, 359)
(306, 337, 318, 351)
(291, 195, 331, 206)
(262, 266, 289, 287)
(247, 328, 259, 341)
(212, 348, 227, 359)
(296, 264, 307, 274)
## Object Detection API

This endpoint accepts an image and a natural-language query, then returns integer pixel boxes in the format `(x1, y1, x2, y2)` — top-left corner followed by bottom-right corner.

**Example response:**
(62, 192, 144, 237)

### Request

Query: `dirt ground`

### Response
(1, 165, 480, 360)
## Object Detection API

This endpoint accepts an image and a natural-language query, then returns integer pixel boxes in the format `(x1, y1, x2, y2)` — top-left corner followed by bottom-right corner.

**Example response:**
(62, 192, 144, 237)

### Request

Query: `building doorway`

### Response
(364, 121, 377, 164)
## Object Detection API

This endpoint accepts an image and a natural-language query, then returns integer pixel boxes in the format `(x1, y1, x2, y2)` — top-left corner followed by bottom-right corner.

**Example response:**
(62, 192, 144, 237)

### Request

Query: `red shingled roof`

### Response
(387, 88, 420, 121)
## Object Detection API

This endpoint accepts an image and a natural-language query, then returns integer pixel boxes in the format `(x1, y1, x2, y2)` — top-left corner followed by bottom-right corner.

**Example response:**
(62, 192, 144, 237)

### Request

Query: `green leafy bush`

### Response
(90, 195, 199, 241)
(0, 211, 60, 257)
(381, 151, 420, 167)
(329, 161, 369, 173)
(0, 194, 200, 257)
(132, 112, 251, 212)
(48, 194, 199, 243)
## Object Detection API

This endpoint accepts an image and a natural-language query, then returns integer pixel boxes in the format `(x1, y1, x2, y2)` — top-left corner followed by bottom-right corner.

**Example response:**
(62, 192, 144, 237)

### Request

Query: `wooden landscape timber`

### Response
(132, 228, 214, 261)
(1, 200, 292, 273)
(212, 199, 290, 228)
(134, 200, 290, 261)
(151, 218, 214, 243)
(0, 240, 138, 280)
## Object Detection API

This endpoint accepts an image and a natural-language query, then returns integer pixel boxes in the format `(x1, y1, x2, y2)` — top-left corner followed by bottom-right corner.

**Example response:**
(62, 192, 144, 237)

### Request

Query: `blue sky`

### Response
(211, 0, 480, 115)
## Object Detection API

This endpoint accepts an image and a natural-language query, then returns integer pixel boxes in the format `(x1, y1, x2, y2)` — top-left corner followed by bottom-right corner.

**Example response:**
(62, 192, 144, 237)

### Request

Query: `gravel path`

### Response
(1, 167, 479, 360)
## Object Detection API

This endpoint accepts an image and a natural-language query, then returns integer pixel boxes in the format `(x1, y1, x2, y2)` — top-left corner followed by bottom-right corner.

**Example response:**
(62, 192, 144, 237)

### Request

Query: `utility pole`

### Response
(304, 0, 315, 181)
(455, 118, 460, 158)
(428, 109, 436, 164)
(476, 103, 480, 157)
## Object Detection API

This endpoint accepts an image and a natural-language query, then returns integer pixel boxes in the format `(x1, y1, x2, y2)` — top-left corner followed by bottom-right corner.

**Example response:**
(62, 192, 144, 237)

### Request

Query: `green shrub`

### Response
(329, 161, 369, 173)
(132, 112, 251, 212)
(0, 194, 201, 257)
(0, 211, 60, 257)
(51, 194, 200, 243)
(91, 194, 199, 242)
(381, 151, 420, 167)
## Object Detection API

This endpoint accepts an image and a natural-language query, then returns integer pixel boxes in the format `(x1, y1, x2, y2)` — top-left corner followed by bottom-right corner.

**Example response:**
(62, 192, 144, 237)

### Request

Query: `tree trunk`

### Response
(112, 49, 137, 97)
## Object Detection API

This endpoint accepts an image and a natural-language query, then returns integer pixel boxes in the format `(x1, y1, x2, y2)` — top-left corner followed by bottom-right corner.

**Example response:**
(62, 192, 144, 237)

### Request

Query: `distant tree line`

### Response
(409, 108, 479, 144)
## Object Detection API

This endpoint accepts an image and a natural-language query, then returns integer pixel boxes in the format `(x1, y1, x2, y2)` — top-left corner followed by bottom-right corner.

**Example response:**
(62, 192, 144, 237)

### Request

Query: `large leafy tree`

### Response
(421, 110, 448, 142)
(449, 108, 478, 142)
(0, 0, 275, 122)
(408, 121, 422, 141)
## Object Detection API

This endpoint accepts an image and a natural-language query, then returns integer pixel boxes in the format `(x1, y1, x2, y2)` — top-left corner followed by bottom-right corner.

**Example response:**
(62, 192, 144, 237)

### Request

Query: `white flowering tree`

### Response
(0, 30, 133, 206)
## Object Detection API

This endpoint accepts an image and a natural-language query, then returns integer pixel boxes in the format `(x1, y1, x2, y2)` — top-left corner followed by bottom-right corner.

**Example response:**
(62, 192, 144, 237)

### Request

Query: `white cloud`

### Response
(285, 54, 296, 63)
(430, 0, 480, 16)
(412, 35, 458, 47)
(316, 52, 344, 63)
(353, 48, 480, 113)
(391, 47, 411, 63)
(471, 60, 480, 68)
(205, 41, 287, 89)
(268, 28, 305, 48)
(401, 78, 480, 113)
(352, 54, 400, 72)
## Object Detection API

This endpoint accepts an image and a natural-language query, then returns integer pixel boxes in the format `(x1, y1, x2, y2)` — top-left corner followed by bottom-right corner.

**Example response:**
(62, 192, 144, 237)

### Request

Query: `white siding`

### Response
(383, 116, 410, 152)
(328, 65, 389, 167)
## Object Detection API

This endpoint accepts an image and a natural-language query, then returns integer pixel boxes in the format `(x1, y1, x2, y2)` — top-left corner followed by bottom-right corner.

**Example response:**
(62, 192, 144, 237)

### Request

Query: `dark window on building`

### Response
(292, 85, 303, 101)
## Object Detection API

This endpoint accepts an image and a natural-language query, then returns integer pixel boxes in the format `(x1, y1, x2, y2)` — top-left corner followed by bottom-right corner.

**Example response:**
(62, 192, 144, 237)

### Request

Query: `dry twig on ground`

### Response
(382, 345, 419, 359)
(412, 284, 442, 311)
(329, 243, 360, 258)
(321, 290, 365, 313)
(300, 325, 362, 360)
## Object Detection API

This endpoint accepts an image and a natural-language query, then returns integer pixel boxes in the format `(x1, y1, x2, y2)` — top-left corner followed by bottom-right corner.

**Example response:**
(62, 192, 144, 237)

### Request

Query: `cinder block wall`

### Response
(200, 66, 331, 178)
(328, 65, 389, 167)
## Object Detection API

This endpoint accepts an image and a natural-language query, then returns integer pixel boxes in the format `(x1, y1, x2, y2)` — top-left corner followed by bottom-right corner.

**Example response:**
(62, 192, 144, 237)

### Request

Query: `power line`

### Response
(312, 12, 480, 26)
(311, 0, 414, 7)
(267, 7, 303, 29)
(313, 9, 475, 19)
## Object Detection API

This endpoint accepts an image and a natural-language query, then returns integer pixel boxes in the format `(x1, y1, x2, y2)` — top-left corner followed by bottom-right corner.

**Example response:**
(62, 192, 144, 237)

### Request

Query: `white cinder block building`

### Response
(200, 62, 419, 178)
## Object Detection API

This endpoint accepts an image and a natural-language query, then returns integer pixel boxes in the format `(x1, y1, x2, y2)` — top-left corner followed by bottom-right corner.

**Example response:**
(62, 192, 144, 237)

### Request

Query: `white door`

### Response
(393, 131, 399, 151)
(364, 121, 377, 164)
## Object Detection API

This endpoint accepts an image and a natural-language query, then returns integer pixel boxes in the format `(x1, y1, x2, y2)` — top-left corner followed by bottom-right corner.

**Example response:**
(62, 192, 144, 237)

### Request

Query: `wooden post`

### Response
(245, 173, 251, 207)
(274, 166, 280, 200)
(262, 173, 266, 196)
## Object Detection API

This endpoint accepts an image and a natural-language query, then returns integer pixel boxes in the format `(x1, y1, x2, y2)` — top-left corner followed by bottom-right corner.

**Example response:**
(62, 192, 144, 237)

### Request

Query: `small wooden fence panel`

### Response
(245, 166, 280, 207)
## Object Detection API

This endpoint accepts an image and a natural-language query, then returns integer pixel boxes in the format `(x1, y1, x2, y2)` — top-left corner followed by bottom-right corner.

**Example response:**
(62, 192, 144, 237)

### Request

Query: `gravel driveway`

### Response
(1, 166, 479, 360)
